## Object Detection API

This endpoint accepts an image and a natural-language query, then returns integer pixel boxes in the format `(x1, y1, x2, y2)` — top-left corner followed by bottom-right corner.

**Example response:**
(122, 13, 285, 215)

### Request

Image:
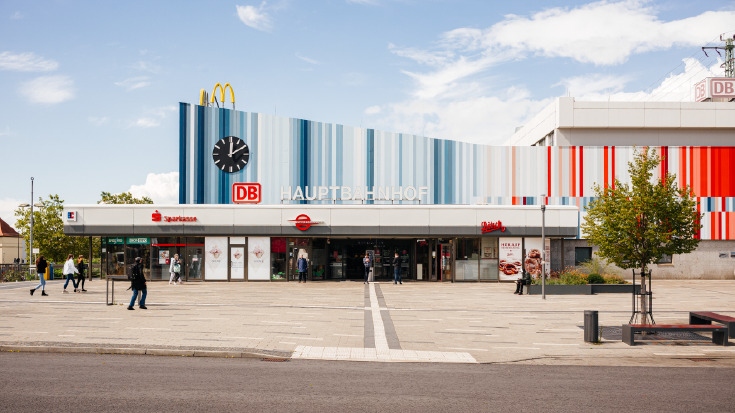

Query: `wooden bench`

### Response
(622, 324, 729, 346)
(689, 312, 735, 338)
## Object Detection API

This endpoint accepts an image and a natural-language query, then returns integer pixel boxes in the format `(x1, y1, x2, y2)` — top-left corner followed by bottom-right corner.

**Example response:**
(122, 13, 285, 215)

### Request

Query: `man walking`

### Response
(128, 257, 147, 310)
(392, 252, 402, 285)
(297, 255, 308, 283)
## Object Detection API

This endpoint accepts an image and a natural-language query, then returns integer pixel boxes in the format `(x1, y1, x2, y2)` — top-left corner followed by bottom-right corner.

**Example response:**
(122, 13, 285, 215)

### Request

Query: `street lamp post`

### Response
(19, 177, 41, 275)
(541, 196, 546, 300)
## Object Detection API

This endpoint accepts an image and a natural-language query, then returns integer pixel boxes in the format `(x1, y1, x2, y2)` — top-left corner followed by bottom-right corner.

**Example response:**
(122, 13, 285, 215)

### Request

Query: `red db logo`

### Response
(233, 183, 261, 203)
(290, 214, 322, 231)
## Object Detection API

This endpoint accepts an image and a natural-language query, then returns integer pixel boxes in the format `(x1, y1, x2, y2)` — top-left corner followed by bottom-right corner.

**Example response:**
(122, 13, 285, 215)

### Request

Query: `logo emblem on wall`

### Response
(152, 210, 162, 222)
(233, 183, 261, 203)
(481, 220, 506, 234)
(290, 214, 324, 231)
(66, 211, 77, 221)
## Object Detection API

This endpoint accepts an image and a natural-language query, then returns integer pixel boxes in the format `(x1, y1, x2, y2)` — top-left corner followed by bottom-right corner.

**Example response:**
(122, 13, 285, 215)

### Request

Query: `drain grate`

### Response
(261, 358, 290, 362)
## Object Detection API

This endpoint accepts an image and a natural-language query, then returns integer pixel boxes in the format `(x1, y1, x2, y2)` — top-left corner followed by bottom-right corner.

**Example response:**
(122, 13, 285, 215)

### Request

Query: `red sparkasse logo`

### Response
(233, 183, 261, 203)
(152, 210, 197, 223)
(289, 214, 323, 231)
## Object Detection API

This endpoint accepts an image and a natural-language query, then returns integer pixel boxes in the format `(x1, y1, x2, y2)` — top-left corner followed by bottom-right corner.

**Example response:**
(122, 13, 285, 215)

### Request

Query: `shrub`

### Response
(587, 273, 605, 284)
(603, 274, 627, 284)
(560, 269, 588, 285)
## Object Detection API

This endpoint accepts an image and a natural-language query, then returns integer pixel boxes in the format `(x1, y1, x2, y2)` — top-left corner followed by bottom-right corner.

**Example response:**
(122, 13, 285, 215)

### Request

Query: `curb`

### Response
(0, 345, 290, 360)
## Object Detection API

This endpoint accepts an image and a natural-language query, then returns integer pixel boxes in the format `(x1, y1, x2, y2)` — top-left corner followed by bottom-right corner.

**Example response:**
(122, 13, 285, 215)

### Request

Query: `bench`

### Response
(106, 275, 130, 305)
(690, 312, 735, 339)
(622, 324, 729, 346)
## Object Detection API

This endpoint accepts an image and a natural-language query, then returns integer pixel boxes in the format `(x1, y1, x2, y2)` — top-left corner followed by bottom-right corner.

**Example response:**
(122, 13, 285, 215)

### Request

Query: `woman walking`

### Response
(169, 253, 182, 285)
(128, 257, 147, 310)
(30, 255, 48, 296)
(76, 255, 87, 292)
(62, 254, 79, 293)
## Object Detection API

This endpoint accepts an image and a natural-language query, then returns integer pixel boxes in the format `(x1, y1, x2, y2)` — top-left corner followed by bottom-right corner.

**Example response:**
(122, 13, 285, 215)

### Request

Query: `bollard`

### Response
(584, 310, 599, 343)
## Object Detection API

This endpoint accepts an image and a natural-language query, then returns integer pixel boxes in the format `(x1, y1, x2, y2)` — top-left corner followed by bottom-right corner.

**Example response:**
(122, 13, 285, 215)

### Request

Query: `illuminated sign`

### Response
(152, 210, 197, 223)
(280, 186, 429, 202)
(233, 183, 261, 203)
(289, 214, 324, 231)
(481, 221, 506, 234)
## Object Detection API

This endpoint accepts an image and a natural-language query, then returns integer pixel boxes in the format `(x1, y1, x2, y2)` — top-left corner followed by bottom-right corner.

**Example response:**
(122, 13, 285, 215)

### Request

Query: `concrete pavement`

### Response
(1, 278, 734, 366)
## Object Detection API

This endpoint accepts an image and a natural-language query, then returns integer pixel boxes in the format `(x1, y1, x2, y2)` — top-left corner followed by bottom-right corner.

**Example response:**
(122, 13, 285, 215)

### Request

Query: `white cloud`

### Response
(131, 105, 176, 128)
(364, 105, 381, 115)
(22, 75, 74, 104)
(0, 198, 24, 231)
(296, 53, 319, 65)
(115, 76, 151, 91)
(128, 172, 179, 204)
(236, 3, 272, 31)
(0, 51, 58, 72)
(88, 116, 109, 126)
(554, 74, 632, 97)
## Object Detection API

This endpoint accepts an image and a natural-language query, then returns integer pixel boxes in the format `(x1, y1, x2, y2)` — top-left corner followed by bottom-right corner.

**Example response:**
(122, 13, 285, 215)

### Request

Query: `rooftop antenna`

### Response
(702, 33, 735, 78)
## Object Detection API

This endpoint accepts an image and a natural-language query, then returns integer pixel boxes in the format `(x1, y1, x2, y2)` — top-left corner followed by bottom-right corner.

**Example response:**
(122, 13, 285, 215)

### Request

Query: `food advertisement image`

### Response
(498, 238, 522, 281)
(524, 238, 543, 278)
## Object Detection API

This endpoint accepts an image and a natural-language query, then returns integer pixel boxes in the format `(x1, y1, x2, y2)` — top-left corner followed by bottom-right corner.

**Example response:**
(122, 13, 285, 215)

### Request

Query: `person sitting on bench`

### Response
(515, 271, 531, 295)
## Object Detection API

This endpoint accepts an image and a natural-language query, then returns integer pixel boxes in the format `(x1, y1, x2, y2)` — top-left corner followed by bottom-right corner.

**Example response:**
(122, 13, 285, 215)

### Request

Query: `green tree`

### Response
(581, 147, 700, 324)
(14, 194, 88, 263)
(98, 191, 153, 204)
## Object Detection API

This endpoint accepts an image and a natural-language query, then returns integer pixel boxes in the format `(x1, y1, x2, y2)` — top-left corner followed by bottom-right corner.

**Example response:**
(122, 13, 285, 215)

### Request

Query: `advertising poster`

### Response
(205, 237, 228, 281)
(158, 250, 170, 265)
(523, 238, 543, 279)
(499, 238, 523, 281)
(248, 237, 271, 280)
(230, 247, 245, 280)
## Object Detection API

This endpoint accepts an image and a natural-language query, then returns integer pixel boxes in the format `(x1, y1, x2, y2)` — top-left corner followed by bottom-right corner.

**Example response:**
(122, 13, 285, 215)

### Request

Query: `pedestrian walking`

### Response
(76, 255, 87, 292)
(128, 257, 147, 310)
(62, 254, 79, 293)
(169, 253, 182, 285)
(363, 253, 371, 284)
(393, 252, 402, 284)
(297, 255, 308, 283)
(30, 255, 48, 296)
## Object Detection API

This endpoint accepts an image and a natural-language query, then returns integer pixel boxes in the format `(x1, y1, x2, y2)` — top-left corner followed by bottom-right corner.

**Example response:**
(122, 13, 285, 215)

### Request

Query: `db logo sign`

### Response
(233, 183, 261, 203)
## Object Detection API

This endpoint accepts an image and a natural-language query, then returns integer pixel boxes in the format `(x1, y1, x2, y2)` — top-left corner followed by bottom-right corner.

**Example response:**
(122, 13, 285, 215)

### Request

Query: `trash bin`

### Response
(47, 264, 54, 280)
(584, 310, 599, 343)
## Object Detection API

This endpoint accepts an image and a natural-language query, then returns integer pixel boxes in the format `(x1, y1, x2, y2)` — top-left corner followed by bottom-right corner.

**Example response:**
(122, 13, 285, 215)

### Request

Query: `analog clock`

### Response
(212, 136, 249, 173)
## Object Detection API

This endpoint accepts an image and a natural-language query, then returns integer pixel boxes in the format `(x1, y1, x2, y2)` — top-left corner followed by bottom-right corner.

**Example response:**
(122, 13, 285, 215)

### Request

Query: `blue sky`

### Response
(1, 0, 734, 228)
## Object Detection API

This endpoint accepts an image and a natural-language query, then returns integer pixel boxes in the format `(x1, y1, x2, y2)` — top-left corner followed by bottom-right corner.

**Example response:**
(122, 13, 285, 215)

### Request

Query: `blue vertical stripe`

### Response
(179, 103, 188, 204)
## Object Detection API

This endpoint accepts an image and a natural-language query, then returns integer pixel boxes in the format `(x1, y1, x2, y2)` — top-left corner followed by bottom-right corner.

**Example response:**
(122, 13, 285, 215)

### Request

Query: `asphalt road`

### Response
(2, 352, 734, 412)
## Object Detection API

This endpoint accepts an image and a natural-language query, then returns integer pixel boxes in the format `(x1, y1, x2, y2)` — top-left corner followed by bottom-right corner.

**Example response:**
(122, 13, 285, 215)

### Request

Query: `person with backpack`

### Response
(30, 255, 49, 296)
(297, 255, 308, 283)
(363, 252, 371, 284)
(169, 253, 182, 285)
(62, 254, 79, 293)
(128, 257, 147, 310)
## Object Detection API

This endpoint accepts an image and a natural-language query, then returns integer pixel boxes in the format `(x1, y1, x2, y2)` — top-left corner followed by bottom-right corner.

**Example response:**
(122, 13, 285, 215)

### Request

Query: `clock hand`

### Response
(229, 141, 233, 157)
(231, 145, 246, 156)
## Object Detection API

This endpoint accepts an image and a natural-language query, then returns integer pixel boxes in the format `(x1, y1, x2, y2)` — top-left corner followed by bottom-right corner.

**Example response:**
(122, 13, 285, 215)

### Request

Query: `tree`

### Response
(14, 194, 88, 263)
(581, 147, 701, 324)
(98, 191, 153, 204)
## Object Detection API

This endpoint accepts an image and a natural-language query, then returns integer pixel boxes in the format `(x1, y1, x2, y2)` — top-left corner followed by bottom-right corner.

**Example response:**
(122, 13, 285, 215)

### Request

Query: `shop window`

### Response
(479, 238, 499, 281)
(657, 254, 672, 264)
(574, 247, 592, 266)
(271, 237, 287, 280)
(455, 238, 479, 281)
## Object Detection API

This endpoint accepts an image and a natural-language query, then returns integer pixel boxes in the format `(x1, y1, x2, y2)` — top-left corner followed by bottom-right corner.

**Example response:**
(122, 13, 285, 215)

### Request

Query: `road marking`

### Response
(653, 353, 706, 356)
(369, 283, 390, 353)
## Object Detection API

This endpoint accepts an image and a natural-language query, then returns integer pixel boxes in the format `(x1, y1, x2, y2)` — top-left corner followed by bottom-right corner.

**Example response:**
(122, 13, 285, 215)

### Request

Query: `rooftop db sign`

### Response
(694, 78, 735, 102)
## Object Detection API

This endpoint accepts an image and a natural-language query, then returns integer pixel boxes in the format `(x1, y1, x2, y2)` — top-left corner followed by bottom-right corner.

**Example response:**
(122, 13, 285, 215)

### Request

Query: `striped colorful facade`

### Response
(179, 104, 735, 240)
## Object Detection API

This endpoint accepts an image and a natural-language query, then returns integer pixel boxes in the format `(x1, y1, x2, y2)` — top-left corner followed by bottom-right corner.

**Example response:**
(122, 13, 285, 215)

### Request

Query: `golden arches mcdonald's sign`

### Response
(199, 83, 235, 109)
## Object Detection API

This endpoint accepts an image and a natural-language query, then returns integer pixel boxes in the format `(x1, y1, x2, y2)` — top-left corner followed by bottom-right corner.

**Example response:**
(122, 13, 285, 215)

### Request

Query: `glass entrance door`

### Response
(229, 245, 246, 281)
(186, 244, 203, 281)
(439, 243, 453, 281)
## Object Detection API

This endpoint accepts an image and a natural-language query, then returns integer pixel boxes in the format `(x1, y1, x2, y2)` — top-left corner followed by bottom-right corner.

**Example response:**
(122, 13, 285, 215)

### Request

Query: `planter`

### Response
(527, 284, 640, 295)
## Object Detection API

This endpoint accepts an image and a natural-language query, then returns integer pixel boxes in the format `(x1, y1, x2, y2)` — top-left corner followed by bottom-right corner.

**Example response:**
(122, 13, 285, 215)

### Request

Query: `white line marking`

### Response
(369, 283, 390, 353)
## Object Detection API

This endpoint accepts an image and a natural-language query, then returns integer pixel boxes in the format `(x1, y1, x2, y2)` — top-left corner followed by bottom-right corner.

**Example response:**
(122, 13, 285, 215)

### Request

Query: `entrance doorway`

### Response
(326, 239, 414, 281)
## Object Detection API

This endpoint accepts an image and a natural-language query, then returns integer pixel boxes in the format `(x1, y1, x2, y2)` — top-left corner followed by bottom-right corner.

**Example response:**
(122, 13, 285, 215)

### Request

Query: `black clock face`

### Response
(212, 136, 249, 173)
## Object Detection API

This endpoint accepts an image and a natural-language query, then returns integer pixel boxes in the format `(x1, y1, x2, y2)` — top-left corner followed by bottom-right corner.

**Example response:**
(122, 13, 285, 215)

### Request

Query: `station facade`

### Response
(64, 98, 735, 281)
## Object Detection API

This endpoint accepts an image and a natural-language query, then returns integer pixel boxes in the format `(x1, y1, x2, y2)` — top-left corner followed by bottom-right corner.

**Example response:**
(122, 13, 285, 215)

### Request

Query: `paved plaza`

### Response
(1, 279, 734, 366)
